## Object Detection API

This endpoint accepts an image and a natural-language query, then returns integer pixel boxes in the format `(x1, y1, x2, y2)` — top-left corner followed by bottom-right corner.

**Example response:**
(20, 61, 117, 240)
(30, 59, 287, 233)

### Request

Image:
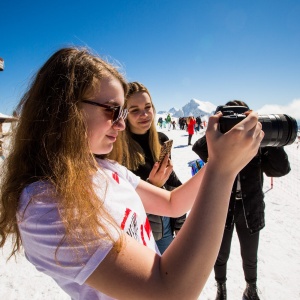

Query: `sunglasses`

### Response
(82, 100, 128, 125)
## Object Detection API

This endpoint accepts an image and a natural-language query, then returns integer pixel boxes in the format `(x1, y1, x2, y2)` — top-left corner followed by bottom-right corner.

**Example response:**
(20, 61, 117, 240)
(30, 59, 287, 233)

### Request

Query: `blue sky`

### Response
(1, 0, 299, 119)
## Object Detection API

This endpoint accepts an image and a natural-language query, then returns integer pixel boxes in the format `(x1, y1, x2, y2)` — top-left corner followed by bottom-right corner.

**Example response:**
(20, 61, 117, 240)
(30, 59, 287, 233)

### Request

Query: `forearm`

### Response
(86, 164, 236, 300)
(159, 162, 235, 297)
(141, 164, 211, 218)
(166, 164, 208, 216)
(137, 159, 203, 217)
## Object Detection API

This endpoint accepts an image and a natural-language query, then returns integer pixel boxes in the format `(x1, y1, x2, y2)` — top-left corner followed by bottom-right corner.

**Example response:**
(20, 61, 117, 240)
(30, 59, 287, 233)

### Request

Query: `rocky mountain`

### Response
(157, 98, 217, 118)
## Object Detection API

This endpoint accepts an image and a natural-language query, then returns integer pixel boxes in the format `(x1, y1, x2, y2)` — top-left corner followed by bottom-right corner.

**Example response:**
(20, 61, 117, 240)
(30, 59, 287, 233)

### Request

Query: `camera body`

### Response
(217, 105, 298, 147)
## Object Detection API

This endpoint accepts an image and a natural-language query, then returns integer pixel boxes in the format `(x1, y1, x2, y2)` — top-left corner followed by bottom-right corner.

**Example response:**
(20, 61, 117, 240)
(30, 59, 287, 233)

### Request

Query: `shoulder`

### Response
(158, 132, 169, 144)
(97, 158, 141, 188)
(18, 181, 55, 212)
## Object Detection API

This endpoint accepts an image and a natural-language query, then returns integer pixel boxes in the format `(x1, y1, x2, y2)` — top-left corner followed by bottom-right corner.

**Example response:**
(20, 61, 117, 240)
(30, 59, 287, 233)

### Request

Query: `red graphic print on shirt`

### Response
(144, 217, 151, 239)
(120, 208, 152, 246)
(121, 208, 131, 230)
(140, 224, 146, 245)
(112, 172, 119, 183)
(140, 218, 152, 245)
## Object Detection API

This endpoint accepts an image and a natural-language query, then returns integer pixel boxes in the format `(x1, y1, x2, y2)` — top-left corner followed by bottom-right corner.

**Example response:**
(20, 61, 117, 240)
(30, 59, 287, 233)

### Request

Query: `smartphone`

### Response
(158, 140, 173, 163)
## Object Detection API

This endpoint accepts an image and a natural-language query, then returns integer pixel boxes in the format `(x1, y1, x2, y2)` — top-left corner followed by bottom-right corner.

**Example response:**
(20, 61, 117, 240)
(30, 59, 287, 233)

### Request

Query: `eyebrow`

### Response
(107, 101, 121, 106)
(128, 103, 152, 109)
(87, 99, 121, 106)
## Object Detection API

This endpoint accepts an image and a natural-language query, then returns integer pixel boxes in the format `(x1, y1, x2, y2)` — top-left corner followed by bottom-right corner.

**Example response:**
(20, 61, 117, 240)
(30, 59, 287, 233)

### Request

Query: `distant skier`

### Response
(166, 113, 172, 131)
(195, 116, 202, 133)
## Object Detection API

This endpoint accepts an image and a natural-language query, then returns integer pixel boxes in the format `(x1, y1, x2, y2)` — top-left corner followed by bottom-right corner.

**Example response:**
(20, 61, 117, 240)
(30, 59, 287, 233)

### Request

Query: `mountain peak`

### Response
(165, 99, 217, 118)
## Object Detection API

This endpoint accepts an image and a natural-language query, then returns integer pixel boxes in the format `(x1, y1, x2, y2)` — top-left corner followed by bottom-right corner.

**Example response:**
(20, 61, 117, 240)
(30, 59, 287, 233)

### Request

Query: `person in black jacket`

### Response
(109, 81, 186, 254)
(192, 100, 291, 300)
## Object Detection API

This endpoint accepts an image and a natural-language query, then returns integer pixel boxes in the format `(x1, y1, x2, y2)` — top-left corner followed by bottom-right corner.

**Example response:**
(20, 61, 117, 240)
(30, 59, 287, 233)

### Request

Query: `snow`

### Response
(1, 126, 299, 299)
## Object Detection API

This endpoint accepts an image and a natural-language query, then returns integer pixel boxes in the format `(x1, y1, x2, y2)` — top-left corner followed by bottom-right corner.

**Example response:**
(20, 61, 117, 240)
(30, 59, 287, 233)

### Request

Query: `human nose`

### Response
(139, 109, 148, 116)
(112, 117, 126, 131)
(112, 108, 128, 125)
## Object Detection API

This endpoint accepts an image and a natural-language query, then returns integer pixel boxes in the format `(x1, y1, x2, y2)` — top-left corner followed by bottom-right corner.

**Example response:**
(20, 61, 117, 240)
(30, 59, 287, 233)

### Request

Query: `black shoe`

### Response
(215, 282, 227, 300)
(242, 283, 260, 300)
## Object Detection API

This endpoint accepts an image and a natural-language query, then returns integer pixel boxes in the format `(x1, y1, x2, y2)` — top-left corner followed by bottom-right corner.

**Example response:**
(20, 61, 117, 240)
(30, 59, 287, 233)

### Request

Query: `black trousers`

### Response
(214, 200, 260, 284)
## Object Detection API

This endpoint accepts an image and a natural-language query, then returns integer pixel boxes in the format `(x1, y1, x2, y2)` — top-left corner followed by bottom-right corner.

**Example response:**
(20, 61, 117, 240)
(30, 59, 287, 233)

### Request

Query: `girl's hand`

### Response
(147, 154, 173, 187)
(205, 111, 264, 176)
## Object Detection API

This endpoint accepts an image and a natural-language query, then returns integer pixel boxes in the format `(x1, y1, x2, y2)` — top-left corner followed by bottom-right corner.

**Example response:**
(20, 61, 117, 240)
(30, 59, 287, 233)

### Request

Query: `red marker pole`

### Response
(271, 177, 273, 189)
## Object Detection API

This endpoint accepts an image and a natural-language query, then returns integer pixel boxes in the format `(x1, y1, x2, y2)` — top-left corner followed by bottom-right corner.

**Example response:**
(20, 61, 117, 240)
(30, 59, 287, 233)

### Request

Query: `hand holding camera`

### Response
(217, 105, 297, 147)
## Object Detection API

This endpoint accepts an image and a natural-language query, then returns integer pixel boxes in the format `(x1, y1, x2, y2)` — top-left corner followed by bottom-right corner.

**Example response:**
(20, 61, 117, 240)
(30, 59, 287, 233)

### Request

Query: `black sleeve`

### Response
(158, 132, 169, 144)
(192, 135, 209, 162)
(164, 170, 182, 190)
(164, 169, 186, 233)
(165, 171, 186, 232)
(260, 146, 291, 177)
(171, 214, 186, 231)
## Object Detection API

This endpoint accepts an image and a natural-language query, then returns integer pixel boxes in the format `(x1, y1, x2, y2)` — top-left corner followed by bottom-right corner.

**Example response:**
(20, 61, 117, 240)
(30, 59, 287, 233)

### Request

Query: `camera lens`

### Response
(259, 114, 298, 147)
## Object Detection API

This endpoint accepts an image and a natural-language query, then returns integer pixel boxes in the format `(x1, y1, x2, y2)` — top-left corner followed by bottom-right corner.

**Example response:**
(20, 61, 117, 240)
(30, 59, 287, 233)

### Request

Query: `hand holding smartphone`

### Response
(158, 140, 173, 164)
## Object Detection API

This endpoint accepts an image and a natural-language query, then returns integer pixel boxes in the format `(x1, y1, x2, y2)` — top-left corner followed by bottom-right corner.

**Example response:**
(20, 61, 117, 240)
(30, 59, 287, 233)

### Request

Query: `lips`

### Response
(138, 119, 151, 125)
(106, 134, 117, 142)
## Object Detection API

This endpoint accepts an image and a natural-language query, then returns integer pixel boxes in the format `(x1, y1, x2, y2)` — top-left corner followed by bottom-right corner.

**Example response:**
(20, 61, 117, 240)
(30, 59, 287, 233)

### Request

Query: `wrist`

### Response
(146, 178, 166, 189)
(205, 160, 237, 182)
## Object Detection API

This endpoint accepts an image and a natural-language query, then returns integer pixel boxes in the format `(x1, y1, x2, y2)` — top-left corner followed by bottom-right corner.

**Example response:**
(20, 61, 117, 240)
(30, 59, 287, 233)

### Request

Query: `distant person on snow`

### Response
(186, 115, 196, 145)
(179, 117, 186, 130)
(192, 100, 291, 300)
(195, 116, 202, 133)
(166, 113, 172, 130)
(172, 120, 176, 130)
(157, 117, 163, 129)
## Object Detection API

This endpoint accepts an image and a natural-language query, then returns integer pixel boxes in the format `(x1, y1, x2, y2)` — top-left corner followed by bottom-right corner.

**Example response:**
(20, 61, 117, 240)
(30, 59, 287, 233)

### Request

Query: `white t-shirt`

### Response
(17, 159, 159, 300)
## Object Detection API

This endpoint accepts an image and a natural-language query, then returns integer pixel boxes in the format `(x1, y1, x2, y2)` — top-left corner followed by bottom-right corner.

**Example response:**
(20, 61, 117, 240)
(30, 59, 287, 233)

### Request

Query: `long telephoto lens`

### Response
(218, 106, 298, 148)
(259, 114, 298, 147)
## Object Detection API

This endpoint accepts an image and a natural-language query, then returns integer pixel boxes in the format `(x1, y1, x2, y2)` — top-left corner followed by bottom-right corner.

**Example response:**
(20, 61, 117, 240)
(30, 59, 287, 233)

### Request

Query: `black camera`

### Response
(217, 105, 298, 147)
